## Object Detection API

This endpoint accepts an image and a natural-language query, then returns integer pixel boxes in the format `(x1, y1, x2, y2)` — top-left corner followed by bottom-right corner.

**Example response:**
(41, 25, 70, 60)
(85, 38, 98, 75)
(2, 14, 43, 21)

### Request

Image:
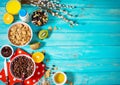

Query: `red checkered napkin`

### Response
(0, 48, 45, 85)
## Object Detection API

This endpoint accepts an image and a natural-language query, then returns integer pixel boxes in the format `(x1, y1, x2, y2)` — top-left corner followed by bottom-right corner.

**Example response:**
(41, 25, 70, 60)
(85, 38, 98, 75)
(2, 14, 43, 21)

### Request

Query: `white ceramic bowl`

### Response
(10, 54, 36, 80)
(8, 22, 33, 47)
(0, 45, 14, 59)
(53, 71, 67, 85)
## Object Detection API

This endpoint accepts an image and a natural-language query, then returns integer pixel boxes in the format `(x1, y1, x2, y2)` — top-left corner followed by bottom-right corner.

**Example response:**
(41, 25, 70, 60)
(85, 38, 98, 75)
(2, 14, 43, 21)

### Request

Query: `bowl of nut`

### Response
(8, 22, 33, 47)
(31, 10, 48, 26)
(10, 54, 36, 80)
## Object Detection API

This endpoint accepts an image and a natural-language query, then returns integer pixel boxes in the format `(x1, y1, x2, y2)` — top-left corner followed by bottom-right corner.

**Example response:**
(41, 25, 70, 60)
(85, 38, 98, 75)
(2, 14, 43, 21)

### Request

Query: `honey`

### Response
(54, 73, 65, 83)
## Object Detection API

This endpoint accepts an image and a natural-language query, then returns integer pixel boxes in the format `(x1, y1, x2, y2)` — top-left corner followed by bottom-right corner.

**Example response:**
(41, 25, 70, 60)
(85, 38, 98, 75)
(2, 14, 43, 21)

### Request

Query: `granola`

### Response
(8, 23, 32, 46)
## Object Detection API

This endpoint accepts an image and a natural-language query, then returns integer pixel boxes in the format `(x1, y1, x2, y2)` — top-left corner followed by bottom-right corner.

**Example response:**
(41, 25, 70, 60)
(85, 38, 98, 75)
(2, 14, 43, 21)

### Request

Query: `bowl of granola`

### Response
(8, 22, 33, 47)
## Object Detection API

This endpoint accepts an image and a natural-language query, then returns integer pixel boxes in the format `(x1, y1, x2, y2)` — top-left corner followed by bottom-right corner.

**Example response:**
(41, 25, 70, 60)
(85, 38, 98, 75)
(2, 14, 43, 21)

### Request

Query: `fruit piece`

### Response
(32, 52, 44, 63)
(3, 13, 14, 24)
(38, 30, 48, 40)
(30, 42, 40, 50)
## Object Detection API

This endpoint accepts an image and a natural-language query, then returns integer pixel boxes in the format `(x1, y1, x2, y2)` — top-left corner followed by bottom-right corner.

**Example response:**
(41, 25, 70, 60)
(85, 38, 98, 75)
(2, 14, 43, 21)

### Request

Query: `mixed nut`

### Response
(32, 10, 48, 26)
(8, 23, 32, 46)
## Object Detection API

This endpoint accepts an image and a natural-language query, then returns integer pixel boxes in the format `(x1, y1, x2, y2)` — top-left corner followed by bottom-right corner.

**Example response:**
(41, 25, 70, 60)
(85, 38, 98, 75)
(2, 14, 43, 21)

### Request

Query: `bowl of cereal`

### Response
(10, 54, 36, 80)
(8, 22, 33, 47)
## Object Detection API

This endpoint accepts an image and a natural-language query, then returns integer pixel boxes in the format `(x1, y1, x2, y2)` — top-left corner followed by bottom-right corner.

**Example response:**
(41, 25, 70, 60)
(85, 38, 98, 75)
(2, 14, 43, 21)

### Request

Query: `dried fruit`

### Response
(30, 42, 40, 50)
(48, 26, 52, 31)
(38, 30, 48, 40)
(54, 26, 57, 30)
(70, 82, 73, 85)
(44, 69, 51, 78)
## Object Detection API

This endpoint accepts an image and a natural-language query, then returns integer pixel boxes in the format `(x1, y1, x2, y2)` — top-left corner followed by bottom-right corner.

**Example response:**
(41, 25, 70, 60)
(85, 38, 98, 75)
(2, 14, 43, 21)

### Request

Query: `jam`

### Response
(1, 46, 12, 57)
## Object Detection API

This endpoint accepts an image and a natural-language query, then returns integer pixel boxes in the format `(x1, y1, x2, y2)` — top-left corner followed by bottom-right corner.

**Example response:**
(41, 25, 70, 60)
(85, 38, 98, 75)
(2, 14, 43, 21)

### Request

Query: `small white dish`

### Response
(53, 71, 67, 85)
(0, 44, 14, 59)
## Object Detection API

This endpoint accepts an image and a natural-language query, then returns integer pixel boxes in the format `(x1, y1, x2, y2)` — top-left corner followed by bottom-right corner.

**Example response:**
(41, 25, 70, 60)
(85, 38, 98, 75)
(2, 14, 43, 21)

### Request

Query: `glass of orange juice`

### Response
(53, 71, 67, 85)
(6, 0, 21, 15)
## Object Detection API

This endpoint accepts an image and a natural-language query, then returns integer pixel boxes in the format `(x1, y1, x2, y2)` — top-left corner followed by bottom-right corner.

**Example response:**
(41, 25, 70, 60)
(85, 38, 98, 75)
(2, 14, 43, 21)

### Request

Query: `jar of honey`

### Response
(6, 0, 21, 15)
(53, 71, 67, 85)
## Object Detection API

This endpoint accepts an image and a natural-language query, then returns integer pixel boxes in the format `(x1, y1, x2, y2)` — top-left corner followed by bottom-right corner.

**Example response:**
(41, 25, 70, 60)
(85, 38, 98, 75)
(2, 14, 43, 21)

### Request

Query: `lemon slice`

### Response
(3, 13, 14, 24)
(32, 52, 44, 63)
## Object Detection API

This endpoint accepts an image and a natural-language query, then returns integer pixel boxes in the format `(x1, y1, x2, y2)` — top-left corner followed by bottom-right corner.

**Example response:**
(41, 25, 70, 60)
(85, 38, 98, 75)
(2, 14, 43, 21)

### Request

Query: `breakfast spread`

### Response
(8, 22, 32, 46)
(11, 55, 35, 79)
(0, 0, 70, 84)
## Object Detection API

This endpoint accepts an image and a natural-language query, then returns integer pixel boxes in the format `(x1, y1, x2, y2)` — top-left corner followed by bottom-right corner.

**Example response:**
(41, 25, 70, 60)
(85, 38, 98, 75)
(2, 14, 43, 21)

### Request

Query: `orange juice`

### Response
(6, 0, 21, 15)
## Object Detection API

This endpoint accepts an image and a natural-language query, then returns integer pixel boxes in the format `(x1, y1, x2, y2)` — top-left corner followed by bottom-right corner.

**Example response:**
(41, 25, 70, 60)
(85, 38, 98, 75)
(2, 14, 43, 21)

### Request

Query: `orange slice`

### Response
(3, 13, 14, 24)
(32, 52, 44, 63)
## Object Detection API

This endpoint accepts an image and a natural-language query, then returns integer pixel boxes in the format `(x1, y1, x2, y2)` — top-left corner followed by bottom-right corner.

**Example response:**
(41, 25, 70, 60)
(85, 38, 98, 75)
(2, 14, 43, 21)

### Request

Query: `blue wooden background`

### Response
(0, 0, 120, 85)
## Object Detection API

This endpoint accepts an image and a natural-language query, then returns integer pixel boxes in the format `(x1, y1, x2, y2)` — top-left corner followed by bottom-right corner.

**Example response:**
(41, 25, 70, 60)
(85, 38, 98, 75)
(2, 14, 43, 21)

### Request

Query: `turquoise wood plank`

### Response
(0, 6, 120, 33)
(66, 72, 120, 85)
(45, 59, 120, 72)
(0, 70, 120, 85)
(59, 0, 120, 8)
(0, 33, 120, 46)
(0, 21, 120, 33)
(1, 6, 120, 21)
(1, 5, 120, 21)
(20, 46, 120, 60)
(0, 0, 120, 8)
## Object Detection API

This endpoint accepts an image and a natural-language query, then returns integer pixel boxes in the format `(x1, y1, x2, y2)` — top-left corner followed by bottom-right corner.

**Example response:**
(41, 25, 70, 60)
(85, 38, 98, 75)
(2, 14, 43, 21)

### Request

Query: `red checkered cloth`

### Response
(0, 48, 45, 85)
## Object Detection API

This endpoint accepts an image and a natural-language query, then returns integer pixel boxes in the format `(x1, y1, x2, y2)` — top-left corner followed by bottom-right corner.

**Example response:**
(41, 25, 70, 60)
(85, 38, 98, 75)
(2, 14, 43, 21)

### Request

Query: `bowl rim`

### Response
(10, 54, 36, 80)
(52, 71, 67, 85)
(0, 44, 14, 59)
(7, 21, 33, 47)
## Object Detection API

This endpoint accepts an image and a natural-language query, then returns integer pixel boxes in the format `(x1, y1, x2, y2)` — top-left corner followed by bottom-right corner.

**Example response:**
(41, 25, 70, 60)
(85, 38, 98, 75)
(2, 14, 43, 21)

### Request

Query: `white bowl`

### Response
(52, 71, 67, 85)
(10, 54, 36, 80)
(8, 22, 33, 47)
(0, 44, 14, 59)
